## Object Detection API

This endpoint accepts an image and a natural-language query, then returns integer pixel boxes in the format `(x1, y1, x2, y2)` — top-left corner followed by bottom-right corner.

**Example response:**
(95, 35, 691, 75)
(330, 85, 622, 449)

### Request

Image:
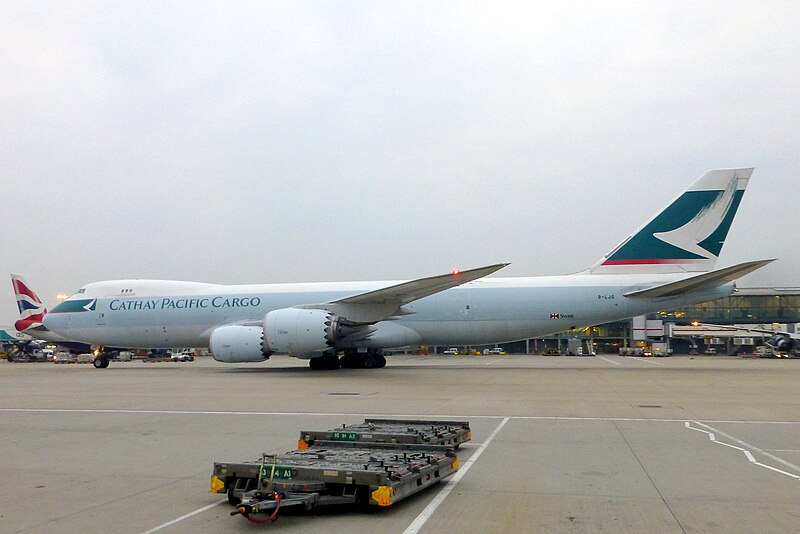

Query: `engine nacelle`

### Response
(210, 325, 268, 362)
(769, 335, 796, 353)
(263, 308, 342, 358)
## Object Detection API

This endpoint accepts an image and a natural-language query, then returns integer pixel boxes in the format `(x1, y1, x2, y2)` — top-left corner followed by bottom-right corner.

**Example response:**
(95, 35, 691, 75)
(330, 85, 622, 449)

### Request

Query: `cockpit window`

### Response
(77, 288, 86, 294)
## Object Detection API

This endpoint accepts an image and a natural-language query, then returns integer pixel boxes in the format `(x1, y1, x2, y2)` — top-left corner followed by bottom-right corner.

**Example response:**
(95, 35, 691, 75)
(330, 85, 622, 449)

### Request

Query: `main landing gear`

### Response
(92, 347, 113, 368)
(308, 352, 341, 370)
(308, 350, 387, 370)
(339, 349, 387, 369)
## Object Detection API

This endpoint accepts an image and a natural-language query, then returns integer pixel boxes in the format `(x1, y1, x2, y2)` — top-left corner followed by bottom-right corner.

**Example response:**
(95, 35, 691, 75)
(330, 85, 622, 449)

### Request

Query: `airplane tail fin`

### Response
(11, 274, 48, 333)
(589, 168, 752, 274)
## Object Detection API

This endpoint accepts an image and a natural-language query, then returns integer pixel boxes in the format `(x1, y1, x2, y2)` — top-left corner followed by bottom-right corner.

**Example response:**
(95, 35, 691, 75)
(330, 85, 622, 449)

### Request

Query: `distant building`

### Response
(497, 288, 800, 355)
(651, 287, 800, 324)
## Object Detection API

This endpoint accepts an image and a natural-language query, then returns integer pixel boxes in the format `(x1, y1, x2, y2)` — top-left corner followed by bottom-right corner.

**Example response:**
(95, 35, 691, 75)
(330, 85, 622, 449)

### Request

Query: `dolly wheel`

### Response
(227, 479, 241, 506)
(356, 486, 378, 514)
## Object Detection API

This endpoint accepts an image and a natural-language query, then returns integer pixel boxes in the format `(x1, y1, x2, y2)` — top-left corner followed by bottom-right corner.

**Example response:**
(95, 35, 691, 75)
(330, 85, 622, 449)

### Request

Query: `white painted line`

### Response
(596, 355, 620, 365)
(699, 420, 800, 425)
(631, 357, 666, 366)
(751, 460, 800, 479)
(510, 415, 800, 424)
(686, 422, 715, 440)
(484, 358, 503, 365)
(403, 417, 510, 534)
(4, 409, 451, 420)
(696, 422, 800, 475)
(686, 422, 800, 481)
(141, 499, 226, 534)
(2, 408, 800, 425)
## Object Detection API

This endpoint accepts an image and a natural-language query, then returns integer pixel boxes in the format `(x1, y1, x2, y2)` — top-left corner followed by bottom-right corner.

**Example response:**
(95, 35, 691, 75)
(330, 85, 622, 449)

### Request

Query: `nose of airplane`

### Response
(42, 311, 66, 334)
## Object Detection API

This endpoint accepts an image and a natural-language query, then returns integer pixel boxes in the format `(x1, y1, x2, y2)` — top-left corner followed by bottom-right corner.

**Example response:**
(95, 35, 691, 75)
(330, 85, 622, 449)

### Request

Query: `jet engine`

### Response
(210, 325, 268, 362)
(768, 334, 797, 353)
(263, 308, 345, 358)
(210, 309, 351, 362)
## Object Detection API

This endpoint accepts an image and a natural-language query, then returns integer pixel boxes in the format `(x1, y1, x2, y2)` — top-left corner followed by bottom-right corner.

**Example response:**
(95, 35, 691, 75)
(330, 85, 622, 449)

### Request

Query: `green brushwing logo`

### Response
(51, 299, 97, 313)
(605, 187, 744, 264)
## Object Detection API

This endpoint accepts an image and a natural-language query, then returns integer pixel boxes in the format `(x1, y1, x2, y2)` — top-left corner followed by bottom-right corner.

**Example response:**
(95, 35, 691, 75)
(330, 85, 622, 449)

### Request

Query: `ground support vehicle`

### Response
(619, 347, 652, 357)
(142, 356, 172, 363)
(5, 342, 46, 362)
(755, 345, 795, 359)
(298, 419, 471, 449)
(53, 352, 77, 364)
(211, 419, 470, 523)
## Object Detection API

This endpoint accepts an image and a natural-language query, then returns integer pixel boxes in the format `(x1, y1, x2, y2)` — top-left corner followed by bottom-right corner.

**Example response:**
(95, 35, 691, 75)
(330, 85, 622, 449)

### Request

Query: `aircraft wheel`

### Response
(362, 353, 379, 369)
(323, 354, 340, 370)
(376, 354, 387, 368)
(339, 352, 361, 369)
(309, 357, 325, 370)
(93, 357, 109, 369)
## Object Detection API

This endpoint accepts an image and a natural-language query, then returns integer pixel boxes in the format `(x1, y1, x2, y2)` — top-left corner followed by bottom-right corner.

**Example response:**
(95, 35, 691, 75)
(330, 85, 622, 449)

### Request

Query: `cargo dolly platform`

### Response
(211, 419, 470, 524)
(298, 418, 471, 449)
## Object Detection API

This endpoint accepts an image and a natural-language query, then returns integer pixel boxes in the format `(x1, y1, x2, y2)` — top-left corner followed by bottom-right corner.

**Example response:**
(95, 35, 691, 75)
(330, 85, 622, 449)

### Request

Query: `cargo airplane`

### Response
(38, 168, 772, 369)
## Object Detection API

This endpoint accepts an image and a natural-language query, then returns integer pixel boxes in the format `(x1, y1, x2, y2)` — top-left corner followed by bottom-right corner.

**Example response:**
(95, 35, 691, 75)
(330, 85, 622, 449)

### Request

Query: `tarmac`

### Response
(1, 354, 799, 533)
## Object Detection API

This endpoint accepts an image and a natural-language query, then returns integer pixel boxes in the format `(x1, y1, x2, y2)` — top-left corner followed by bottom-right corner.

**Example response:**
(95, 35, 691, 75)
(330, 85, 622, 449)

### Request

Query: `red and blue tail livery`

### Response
(590, 168, 752, 274)
(11, 274, 48, 333)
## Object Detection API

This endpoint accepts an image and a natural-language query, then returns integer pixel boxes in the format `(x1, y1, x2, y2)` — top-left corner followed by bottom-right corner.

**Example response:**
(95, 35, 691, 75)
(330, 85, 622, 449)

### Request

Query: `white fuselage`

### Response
(43, 273, 733, 350)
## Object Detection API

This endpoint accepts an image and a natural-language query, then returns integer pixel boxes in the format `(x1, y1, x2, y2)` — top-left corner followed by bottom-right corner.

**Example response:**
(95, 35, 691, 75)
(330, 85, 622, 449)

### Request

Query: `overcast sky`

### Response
(2, 1, 799, 324)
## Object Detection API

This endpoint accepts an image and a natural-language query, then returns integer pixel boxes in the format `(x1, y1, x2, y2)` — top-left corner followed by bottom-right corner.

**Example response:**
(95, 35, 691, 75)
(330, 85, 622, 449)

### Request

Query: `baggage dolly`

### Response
(211, 419, 470, 524)
(298, 418, 471, 449)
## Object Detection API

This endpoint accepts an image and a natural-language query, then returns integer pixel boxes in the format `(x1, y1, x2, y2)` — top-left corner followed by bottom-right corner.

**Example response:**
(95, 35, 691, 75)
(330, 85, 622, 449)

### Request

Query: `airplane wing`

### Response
(623, 259, 775, 299)
(296, 263, 510, 323)
(334, 263, 509, 305)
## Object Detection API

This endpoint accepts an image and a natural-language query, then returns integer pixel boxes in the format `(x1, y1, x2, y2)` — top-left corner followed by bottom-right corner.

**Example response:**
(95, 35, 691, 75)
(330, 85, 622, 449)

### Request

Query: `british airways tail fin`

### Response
(589, 168, 752, 274)
(11, 274, 48, 333)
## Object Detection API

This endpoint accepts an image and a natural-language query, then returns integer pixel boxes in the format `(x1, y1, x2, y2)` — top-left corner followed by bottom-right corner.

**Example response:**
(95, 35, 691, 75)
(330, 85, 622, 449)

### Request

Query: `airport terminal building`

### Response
(492, 287, 800, 355)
